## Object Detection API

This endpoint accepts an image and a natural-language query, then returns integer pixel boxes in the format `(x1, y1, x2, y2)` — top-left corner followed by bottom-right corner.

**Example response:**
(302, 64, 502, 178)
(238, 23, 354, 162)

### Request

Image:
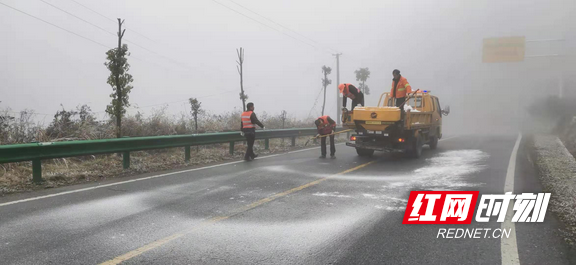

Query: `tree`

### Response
(189, 98, 202, 152)
(280, 110, 287, 129)
(105, 19, 133, 138)
(237, 47, 248, 111)
(354, 67, 371, 95)
(359, 83, 370, 95)
(321, 66, 332, 116)
(189, 98, 202, 134)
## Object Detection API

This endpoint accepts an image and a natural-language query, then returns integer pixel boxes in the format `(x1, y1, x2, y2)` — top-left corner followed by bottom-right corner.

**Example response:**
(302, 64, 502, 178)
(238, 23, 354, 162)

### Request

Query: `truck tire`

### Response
(429, 135, 438, 149)
(356, 148, 374, 157)
(410, 135, 423, 158)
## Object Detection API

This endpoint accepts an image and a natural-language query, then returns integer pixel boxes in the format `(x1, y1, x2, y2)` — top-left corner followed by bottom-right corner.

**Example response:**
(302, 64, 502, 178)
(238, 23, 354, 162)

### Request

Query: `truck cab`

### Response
(344, 90, 449, 158)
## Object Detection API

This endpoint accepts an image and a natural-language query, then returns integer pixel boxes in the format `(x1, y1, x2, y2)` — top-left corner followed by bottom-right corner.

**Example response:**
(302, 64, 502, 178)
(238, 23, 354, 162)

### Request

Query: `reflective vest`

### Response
(390, 76, 412, 98)
(318, 115, 330, 127)
(241, 111, 254, 128)
(317, 115, 334, 134)
(340, 84, 356, 99)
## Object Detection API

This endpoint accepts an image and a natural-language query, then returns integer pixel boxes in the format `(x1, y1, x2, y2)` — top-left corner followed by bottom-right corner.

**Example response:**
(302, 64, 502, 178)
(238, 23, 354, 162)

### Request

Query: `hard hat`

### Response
(338, 83, 346, 93)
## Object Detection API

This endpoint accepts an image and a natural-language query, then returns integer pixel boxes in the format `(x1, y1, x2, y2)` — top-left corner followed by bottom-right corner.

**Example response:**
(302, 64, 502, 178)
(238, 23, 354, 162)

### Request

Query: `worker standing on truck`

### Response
(315, 115, 337, 159)
(240, 102, 265, 161)
(390, 69, 412, 110)
(339, 83, 364, 111)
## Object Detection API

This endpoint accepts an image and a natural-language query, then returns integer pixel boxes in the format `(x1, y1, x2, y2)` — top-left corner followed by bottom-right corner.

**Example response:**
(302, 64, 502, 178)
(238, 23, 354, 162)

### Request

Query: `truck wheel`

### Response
(356, 148, 374, 157)
(429, 135, 438, 149)
(410, 135, 423, 158)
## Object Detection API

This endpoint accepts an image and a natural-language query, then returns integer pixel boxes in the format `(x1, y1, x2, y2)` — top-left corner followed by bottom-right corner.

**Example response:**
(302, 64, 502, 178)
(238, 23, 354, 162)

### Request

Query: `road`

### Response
(0, 135, 574, 264)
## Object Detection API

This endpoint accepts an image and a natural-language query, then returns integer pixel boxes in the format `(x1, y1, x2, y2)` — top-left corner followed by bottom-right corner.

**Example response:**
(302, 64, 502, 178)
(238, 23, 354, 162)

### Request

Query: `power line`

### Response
(1, 2, 234, 116)
(226, 0, 338, 54)
(67, 0, 157, 43)
(40, 0, 228, 75)
(0, 2, 108, 48)
(3, 1, 184, 74)
(68, 0, 113, 22)
(307, 85, 325, 118)
(39, 0, 115, 37)
(210, 0, 320, 51)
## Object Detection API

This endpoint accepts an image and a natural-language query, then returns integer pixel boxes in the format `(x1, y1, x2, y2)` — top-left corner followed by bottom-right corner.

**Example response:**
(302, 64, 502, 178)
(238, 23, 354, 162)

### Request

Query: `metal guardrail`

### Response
(0, 128, 348, 183)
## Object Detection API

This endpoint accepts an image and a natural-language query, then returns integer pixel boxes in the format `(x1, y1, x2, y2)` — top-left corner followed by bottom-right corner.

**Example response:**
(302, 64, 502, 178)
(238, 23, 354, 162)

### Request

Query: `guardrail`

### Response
(0, 128, 349, 183)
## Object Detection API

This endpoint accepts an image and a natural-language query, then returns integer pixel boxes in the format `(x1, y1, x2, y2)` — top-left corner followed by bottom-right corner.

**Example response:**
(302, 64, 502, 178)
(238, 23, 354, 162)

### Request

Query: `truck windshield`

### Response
(407, 97, 423, 108)
(385, 96, 423, 108)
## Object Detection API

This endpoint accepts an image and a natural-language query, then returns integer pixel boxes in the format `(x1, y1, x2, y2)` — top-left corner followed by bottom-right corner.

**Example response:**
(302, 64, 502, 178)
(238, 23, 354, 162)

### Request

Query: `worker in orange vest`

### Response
(240, 102, 265, 161)
(314, 115, 337, 159)
(338, 83, 364, 112)
(390, 69, 412, 111)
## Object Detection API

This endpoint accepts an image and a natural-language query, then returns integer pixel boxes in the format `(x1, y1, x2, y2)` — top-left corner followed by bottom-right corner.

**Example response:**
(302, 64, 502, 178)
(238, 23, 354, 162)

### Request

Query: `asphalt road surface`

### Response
(0, 135, 574, 265)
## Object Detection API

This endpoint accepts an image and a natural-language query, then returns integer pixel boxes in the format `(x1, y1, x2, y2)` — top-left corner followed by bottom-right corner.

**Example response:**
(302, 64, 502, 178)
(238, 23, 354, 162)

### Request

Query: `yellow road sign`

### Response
(483, 37, 525, 63)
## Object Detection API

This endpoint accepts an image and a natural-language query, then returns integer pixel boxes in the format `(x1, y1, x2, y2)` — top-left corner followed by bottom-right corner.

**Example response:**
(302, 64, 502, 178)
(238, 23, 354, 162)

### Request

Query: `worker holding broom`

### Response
(240, 102, 265, 161)
(314, 115, 337, 159)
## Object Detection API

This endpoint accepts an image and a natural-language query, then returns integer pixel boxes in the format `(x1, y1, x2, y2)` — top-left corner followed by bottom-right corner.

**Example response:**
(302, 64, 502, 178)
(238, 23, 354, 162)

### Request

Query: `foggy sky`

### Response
(1, 0, 574, 131)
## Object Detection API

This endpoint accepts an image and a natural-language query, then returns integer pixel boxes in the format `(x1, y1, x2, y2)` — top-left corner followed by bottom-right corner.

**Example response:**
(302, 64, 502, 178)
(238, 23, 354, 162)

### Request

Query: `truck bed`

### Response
(343, 107, 433, 132)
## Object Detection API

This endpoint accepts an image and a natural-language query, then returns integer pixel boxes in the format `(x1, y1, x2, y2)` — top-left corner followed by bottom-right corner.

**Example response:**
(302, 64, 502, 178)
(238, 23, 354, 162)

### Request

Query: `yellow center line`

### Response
(99, 160, 376, 265)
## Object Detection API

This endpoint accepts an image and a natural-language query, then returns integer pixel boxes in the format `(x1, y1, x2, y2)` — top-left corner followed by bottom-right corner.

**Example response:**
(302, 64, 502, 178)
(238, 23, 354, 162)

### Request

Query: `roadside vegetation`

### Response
(528, 95, 576, 246)
(528, 96, 576, 157)
(0, 105, 340, 195)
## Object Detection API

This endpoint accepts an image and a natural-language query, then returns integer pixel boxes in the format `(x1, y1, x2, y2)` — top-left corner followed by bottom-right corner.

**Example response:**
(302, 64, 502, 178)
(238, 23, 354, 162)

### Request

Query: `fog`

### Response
(1, 0, 574, 134)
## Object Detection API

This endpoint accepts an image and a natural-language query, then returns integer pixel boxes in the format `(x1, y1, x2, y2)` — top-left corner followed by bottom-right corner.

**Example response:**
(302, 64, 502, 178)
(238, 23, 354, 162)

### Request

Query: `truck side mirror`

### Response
(441, 105, 450, 116)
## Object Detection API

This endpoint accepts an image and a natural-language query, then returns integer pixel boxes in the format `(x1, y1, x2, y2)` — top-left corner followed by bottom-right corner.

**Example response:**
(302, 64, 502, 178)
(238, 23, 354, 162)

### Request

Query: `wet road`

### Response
(0, 135, 573, 264)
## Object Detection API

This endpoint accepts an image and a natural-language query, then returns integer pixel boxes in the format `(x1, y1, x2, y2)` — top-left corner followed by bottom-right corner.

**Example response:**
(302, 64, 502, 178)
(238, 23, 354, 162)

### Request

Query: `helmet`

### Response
(338, 83, 347, 94)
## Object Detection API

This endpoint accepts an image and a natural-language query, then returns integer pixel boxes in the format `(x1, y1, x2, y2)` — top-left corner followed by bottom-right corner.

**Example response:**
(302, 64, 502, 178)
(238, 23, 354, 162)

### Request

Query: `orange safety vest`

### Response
(339, 84, 356, 99)
(241, 111, 254, 129)
(317, 115, 334, 134)
(390, 76, 412, 98)
(318, 115, 330, 127)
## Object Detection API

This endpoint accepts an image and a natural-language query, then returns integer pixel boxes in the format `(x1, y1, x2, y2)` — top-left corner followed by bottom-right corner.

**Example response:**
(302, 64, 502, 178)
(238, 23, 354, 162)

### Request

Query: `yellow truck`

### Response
(343, 90, 449, 158)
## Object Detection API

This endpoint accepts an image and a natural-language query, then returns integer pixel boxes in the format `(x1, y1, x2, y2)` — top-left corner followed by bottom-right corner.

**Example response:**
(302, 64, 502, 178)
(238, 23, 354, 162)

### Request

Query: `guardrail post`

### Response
(229, 141, 234, 155)
(185, 146, 191, 162)
(32, 159, 42, 183)
(123, 151, 130, 169)
(291, 136, 296, 147)
(265, 139, 269, 150)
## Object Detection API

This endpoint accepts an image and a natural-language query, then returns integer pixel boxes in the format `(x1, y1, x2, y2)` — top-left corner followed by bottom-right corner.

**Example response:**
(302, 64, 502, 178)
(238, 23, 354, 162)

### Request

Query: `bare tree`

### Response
(321, 66, 332, 116)
(237, 48, 248, 111)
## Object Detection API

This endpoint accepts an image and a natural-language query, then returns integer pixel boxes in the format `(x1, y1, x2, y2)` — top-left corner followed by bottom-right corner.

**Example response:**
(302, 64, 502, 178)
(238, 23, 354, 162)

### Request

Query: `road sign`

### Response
(483, 37, 525, 63)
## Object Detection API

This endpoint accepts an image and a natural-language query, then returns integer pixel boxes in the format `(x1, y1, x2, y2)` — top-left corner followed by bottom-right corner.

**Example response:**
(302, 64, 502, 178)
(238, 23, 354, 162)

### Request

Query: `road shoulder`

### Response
(527, 135, 576, 262)
(515, 135, 575, 264)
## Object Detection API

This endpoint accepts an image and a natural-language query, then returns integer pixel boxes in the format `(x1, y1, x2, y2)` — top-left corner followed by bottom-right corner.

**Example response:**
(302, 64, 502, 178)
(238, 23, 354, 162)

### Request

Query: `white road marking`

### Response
(0, 136, 459, 208)
(501, 133, 522, 265)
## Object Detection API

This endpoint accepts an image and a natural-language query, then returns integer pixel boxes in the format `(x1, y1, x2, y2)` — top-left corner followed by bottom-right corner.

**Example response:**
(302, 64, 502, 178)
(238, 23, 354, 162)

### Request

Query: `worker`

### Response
(339, 83, 364, 112)
(314, 115, 337, 159)
(390, 69, 412, 110)
(240, 102, 265, 161)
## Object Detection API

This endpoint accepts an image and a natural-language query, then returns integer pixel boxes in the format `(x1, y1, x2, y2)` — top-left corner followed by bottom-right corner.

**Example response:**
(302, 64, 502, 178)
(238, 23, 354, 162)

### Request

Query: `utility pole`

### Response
(115, 18, 125, 138)
(333, 53, 342, 124)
